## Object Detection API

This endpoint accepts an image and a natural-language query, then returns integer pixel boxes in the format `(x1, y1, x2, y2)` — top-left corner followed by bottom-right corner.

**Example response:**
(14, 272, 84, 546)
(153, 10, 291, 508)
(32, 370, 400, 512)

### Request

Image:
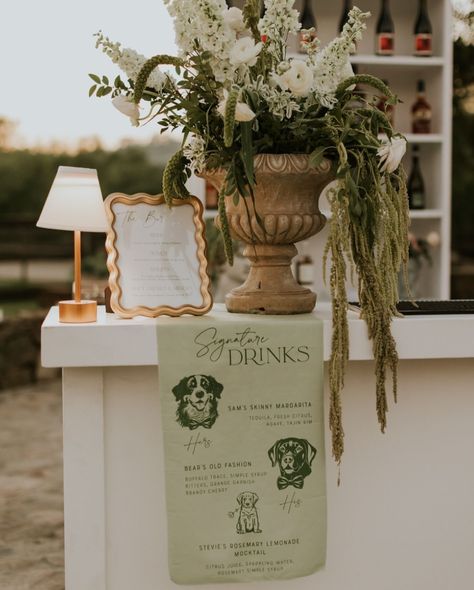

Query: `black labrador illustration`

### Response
(236, 492, 262, 534)
(172, 375, 223, 429)
(268, 438, 317, 490)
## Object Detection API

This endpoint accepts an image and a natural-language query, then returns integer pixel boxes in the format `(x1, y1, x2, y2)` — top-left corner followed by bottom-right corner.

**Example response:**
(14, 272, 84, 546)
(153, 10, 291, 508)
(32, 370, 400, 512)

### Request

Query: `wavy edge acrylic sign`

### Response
(105, 193, 212, 318)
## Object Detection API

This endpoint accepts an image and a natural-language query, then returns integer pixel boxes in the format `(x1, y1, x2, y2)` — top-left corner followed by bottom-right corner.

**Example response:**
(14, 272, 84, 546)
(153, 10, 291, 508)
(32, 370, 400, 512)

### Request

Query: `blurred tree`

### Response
(0, 142, 176, 220)
(0, 118, 18, 150)
(452, 40, 474, 256)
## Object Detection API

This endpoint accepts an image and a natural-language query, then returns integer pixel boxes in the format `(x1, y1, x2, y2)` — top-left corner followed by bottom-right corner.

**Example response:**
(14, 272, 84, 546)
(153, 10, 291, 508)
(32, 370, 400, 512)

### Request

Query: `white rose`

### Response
(426, 231, 441, 248)
(217, 89, 256, 122)
(229, 37, 262, 67)
(377, 135, 407, 174)
(277, 60, 313, 97)
(223, 7, 246, 32)
(112, 95, 140, 127)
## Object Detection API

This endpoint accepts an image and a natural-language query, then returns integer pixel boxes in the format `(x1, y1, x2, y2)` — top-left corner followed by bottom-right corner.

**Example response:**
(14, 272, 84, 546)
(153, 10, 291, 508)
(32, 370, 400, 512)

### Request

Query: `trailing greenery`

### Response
(90, 2, 410, 465)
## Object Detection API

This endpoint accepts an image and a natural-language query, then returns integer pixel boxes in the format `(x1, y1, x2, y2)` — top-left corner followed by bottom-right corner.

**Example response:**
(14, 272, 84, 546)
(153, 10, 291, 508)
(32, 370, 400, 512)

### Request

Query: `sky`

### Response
(0, 0, 177, 148)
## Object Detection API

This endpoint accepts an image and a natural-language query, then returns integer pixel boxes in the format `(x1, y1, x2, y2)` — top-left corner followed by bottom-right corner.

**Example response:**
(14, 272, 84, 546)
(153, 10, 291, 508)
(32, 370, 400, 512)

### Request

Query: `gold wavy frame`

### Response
(105, 193, 212, 318)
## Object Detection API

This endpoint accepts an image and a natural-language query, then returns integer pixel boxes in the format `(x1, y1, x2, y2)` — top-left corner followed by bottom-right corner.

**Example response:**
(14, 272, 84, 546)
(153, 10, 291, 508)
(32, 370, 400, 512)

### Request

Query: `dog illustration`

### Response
(268, 438, 317, 490)
(236, 492, 261, 534)
(172, 374, 223, 429)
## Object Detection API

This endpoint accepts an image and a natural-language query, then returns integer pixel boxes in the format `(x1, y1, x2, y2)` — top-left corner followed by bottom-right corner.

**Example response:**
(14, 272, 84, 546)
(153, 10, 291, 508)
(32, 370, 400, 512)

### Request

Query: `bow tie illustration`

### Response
(188, 417, 213, 429)
(277, 474, 305, 490)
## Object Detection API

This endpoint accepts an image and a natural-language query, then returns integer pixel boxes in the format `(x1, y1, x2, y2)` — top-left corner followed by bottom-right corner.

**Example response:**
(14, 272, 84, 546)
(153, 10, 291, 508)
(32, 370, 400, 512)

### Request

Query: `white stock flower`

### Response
(426, 231, 441, 248)
(217, 89, 256, 122)
(96, 33, 167, 91)
(183, 134, 207, 172)
(223, 7, 246, 32)
(229, 37, 262, 67)
(164, 0, 235, 83)
(259, 0, 301, 59)
(311, 7, 369, 108)
(112, 95, 140, 126)
(277, 60, 313, 97)
(377, 135, 407, 174)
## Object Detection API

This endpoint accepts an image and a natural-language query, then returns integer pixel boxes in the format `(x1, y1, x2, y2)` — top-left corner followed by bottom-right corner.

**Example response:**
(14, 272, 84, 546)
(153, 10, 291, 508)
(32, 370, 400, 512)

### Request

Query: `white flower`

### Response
(223, 7, 246, 32)
(164, 0, 235, 83)
(217, 89, 256, 122)
(183, 134, 207, 172)
(112, 95, 140, 126)
(259, 0, 301, 59)
(377, 135, 407, 174)
(311, 7, 369, 108)
(340, 59, 355, 90)
(426, 231, 441, 248)
(229, 37, 262, 67)
(277, 60, 313, 97)
(96, 33, 168, 91)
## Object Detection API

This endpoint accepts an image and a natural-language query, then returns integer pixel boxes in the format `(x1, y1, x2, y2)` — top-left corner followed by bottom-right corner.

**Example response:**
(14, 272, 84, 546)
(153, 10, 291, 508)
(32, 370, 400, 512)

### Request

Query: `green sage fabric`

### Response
(157, 310, 326, 584)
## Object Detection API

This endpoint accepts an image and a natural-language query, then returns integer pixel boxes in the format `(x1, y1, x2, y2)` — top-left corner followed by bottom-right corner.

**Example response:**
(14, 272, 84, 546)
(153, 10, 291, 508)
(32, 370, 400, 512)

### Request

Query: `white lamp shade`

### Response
(37, 166, 108, 232)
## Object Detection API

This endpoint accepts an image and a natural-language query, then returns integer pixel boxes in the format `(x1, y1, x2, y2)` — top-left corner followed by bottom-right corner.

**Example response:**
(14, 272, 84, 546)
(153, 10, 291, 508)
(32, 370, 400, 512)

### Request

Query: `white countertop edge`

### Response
(41, 304, 474, 368)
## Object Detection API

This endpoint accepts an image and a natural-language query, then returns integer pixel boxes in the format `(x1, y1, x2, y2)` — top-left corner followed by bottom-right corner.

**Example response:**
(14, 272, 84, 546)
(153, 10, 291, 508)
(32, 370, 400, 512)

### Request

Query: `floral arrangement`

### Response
(90, 0, 410, 465)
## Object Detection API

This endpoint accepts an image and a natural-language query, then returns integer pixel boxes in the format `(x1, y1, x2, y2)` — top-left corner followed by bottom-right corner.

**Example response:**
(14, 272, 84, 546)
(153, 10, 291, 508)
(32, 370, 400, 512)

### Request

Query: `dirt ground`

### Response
(0, 380, 64, 590)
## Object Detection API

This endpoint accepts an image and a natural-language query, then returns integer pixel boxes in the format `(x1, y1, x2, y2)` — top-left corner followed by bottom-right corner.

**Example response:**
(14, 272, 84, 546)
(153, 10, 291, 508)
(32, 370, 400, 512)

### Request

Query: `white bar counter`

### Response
(41, 304, 474, 590)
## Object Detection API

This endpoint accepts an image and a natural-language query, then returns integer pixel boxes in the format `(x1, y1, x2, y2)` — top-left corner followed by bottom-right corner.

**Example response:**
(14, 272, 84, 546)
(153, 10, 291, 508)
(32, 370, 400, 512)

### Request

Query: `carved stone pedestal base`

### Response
(225, 244, 316, 314)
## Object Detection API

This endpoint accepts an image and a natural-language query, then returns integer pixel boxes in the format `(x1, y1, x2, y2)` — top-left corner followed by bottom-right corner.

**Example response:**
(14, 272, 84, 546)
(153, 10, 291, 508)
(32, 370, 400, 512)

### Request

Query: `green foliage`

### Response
(162, 149, 191, 205)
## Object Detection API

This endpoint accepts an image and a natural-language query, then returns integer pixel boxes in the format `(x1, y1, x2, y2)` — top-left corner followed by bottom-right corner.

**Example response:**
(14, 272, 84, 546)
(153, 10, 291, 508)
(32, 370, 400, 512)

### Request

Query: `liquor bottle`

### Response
(295, 242, 314, 287)
(225, 0, 233, 7)
(414, 0, 433, 56)
(375, 0, 395, 56)
(339, 0, 353, 32)
(376, 79, 394, 126)
(299, 0, 317, 53)
(411, 79, 432, 134)
(407, 145, 426, 209)
(205, 180, 219, 210)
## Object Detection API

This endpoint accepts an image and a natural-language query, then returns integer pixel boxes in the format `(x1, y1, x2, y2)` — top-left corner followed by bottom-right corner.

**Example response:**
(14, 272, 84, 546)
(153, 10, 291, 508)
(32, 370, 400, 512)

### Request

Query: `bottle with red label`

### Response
(411, 79, 432, 134)
(414, 0, 433, 56)
(375, 0, 395, 56)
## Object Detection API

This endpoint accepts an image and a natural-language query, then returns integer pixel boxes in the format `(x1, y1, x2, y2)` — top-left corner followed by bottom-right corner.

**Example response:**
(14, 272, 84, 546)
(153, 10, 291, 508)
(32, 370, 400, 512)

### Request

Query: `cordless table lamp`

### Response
(37, 166, 108, 323)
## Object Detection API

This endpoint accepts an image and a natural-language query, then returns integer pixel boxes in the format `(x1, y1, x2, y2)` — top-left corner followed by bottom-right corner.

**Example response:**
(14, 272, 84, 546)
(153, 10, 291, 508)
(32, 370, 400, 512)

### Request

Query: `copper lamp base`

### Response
(59, 300, 97, 323)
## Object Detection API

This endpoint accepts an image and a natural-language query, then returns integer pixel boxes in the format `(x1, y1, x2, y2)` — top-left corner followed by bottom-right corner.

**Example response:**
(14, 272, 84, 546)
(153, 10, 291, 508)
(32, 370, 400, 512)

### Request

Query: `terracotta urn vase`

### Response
(203, 153, 333, 314)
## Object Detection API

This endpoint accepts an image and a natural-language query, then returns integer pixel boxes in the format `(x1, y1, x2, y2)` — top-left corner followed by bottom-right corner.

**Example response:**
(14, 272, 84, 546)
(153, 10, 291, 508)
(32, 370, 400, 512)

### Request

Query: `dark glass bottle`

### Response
(296, 242, 314, 287)
(376, 79, 394, 126)
(414, 0, 433, 56)
(375, 0, 395, 56)
(299, 0, 317, 53)
(260, 0, 265, 18)
(226, 0, 233, 7)
(408, 145, 426, 209)
(205, 180, 218, 210)
(411, 79, 432, 134)
(339, 0, 353, 32)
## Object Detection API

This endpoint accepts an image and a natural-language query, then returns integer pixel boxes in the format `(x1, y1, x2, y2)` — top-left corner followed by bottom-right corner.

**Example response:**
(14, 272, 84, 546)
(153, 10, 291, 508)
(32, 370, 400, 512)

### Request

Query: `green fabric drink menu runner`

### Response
(156, 310, 326, 584)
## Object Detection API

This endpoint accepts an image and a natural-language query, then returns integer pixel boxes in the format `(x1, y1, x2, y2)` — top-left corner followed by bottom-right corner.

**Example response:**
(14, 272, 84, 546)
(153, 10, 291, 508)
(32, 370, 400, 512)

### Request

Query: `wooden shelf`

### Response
(287, 53, 445, 67)
(349, 55, 446, 67)
(405, 134, 444, 144)
(409, 209, 444, 219)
